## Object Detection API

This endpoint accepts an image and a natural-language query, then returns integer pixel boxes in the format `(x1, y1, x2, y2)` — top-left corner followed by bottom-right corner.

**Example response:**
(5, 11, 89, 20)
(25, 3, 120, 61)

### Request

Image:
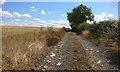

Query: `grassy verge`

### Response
(81, 30, 119, 68)
(2, 26, 65, 70)
(89, 36, 119, 68)
(69, 32, 93, 70)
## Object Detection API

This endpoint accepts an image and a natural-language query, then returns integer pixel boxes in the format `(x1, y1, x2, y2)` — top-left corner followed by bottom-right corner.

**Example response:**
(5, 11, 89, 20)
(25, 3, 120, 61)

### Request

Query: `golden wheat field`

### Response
(2, 26, 65, 70)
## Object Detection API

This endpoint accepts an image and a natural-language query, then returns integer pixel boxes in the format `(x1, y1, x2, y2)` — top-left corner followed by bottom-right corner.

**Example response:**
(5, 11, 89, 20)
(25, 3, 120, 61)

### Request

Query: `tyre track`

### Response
(77, 35, 118, 70)
(35, 33, 72, 70)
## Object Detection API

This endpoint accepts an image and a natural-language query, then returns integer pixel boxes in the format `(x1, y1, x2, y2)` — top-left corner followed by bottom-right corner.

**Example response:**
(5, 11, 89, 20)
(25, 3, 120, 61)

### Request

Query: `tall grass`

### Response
(46, 27, 65, 47)
(2, 26, 65, 70)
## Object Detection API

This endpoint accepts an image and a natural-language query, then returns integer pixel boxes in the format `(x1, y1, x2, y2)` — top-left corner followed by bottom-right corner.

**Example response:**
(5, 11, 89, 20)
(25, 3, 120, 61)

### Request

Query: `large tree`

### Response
(67, 4, 94, 30)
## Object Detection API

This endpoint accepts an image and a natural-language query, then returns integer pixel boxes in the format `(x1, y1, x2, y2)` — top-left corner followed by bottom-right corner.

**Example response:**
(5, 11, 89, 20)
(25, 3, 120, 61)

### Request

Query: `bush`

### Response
(76, 22, 92, 34)
(112, 19, 120, 44)
(90, 20, 115, 38)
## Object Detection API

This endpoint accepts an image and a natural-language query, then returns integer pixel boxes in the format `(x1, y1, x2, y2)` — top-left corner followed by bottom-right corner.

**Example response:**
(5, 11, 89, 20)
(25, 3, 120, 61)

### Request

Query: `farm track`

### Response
(2, 30, 119, 71)
(35, 33, 73, 70)
(35, 32, 118, 71)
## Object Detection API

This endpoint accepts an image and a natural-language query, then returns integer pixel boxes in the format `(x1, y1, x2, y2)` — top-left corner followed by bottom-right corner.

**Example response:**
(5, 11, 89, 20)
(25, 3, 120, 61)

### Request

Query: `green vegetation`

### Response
(67, 4, 119, 68)
(67, 4, 94, 32)
(90, 20, 115, 38)
(76, 22, 92, 34)
(89, 19, 119, 67)
(67, 4, 120, 45)
(90, 19, 120, 43)
(67, 4, 119, 43)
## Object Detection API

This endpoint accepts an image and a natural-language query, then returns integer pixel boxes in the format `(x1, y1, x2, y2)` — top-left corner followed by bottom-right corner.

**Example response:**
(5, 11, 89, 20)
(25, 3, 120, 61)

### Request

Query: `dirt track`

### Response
(35, 33, 72, 70)
(34, 32, 118, 71)
(2, 29, 118, 71)
(77, 35, 118, 70)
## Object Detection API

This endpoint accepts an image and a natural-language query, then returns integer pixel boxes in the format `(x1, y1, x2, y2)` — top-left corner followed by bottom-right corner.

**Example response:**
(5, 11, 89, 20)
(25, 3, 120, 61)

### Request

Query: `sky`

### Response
(0, 1, 119, 28)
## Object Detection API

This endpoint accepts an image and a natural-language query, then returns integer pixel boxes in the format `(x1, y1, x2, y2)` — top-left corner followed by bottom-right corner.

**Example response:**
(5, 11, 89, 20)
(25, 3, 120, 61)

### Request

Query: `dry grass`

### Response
(83, 27, 119, 54)
(69, 32, 93, 70)
(88, 36, 119, 68)
(2, 26, 65, 70)
(90, 36, 119, 55)
(97, 37, 119, 67)
(81, 30, 91, 39)
(80, 30, 119, 69)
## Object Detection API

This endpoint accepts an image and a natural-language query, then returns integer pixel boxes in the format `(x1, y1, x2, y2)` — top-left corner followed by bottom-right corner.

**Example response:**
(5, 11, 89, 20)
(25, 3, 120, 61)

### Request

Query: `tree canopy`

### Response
(67, 4, 94, 30)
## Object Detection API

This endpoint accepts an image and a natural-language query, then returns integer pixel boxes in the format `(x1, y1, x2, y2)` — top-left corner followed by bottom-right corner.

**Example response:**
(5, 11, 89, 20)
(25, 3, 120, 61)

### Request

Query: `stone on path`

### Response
(47, 60, 51, 64)
(43, 65, 48, 69)
(56, 62, 62, 67)
(50, 52, 55, 58)
(97, 60, 102, 64)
